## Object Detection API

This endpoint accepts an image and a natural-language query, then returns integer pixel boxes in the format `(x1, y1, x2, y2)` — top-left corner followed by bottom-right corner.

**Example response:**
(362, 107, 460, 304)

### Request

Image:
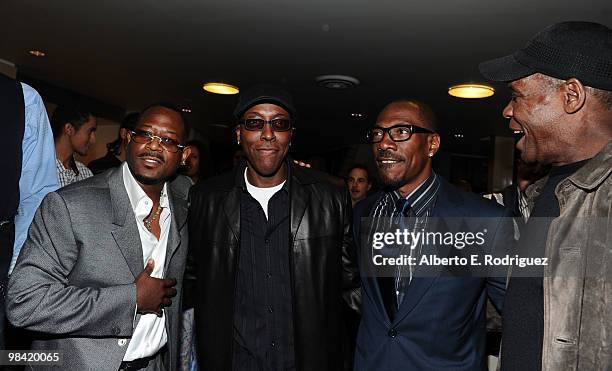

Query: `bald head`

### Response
(378, 99, 438, 132)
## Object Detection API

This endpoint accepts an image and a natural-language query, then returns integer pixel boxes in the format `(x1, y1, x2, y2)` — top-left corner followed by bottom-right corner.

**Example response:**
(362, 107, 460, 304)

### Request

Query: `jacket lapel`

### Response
(392, 180, 456, 324)
(164, 178, 189, 274)
(356, 191, 394, 325)
(289, 165, 311, 241)
(223, 187, 242, 241)
(109, 167, 144, 279)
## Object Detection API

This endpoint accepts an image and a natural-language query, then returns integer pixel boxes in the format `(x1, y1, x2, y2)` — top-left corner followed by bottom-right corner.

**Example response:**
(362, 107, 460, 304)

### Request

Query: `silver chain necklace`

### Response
(144, 202, 163, 232)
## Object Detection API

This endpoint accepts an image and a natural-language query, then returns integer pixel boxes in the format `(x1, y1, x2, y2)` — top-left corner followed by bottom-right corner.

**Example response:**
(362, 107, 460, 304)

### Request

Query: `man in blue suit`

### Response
(353, 99, 513, 370)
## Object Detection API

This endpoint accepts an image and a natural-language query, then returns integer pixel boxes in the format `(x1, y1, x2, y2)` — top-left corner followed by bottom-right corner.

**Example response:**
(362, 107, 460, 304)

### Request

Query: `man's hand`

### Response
(293, 159, 311, 168)
(135, 259, 177, 316)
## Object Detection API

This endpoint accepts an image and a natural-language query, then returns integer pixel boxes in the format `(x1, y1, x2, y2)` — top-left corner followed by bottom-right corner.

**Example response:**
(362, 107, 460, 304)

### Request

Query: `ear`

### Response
(563, 78, 586, 114)
(64, 123, 75, 136)
(427, 133, 441, 156)
(119, 128, 128, 140)
(181, 146, 192, 165)
(235, 125, 241, 145)
(367, 182, 372, 191)
(125, 129, 133, 144)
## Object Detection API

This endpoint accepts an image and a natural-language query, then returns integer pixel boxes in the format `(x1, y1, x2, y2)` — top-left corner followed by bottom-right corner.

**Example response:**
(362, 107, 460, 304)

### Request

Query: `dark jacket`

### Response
(353, 178, 513, 371)
(188, 161, 360, 371)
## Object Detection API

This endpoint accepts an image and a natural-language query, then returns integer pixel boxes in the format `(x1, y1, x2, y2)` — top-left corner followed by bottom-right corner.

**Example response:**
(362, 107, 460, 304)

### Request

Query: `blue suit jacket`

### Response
(353, 178, 513, 371)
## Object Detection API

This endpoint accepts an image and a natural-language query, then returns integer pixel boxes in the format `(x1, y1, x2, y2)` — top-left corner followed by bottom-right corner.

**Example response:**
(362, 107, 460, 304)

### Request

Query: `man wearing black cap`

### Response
(188, 85, 359, 371)
(480, 21, 612, 370)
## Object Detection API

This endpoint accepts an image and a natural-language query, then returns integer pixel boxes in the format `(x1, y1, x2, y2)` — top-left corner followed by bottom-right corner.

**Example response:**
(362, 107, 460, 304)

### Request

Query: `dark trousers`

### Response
(0, 220, 15, 351)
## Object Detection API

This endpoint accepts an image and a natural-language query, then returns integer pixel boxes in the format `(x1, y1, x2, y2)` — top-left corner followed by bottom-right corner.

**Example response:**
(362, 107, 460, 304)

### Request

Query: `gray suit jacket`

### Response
(7, 166, 190, 371)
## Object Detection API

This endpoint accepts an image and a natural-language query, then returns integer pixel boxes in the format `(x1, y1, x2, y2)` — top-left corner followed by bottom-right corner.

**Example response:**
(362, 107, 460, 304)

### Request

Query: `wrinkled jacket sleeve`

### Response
(6, 192, 136, 337)
(342, 190, 361, 314)
(183, 186, 202, 310)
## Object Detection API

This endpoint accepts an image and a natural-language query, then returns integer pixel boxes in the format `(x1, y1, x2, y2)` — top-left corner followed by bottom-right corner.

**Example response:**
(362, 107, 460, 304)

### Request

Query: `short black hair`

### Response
(347, 164, 371, 181)
(138, 102, 190, 141)
(121, 112, 140, 131)
(50, 105, 92, 139)
(382, 98, 439, 132)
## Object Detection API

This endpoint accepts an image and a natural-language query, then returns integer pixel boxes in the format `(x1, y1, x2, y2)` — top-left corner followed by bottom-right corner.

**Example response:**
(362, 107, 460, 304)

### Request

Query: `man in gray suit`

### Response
(7, 103, 192, 371)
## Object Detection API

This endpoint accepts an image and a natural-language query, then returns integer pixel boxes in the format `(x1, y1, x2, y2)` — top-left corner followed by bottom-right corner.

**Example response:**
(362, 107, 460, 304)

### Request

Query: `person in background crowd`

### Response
(0, 74, 59, 350)
(482, 159, 549, 367)
(353, 98, 513, 371)
(51, 105, 97, 187)
(89, 112, 139, 175)
(181, 140, 207, 185)
(7, 103, 192, 371)
(485, 159, 550, 223)
(347, 164, 372, 206)
(479, 21, 612, 370)
(178, 139, 209, 371)
(188, 84, 360, 371)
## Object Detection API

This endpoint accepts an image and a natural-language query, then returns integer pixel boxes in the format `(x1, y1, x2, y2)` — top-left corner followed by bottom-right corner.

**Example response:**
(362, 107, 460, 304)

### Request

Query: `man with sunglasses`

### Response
(353, 99, 512, 370)
(7, 103, 192, 371)
(188, 85, 360, 371)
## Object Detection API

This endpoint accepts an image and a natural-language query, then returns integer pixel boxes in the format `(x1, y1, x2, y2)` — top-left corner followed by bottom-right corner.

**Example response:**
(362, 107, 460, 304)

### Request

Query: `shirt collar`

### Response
(388, 172, 439, 216)
(237, 160, 290, 193)
(122, 162, 169, 217)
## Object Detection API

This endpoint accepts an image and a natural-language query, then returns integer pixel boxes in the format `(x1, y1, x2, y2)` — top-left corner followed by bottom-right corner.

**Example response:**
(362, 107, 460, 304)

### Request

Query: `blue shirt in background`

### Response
(10, 83, 59, 273)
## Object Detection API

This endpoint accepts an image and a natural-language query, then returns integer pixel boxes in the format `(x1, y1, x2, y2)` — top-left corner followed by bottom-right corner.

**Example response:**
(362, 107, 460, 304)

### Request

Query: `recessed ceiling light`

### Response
(448, 84, 494, 99)
(315, 75, 360, 89)
(513, 130, 523, 134)
(181, 108, 192, 113)
(28, 50, 46, 57)
(350, 113, 364, 118)
(203, 82, 239, 95)
(453, 134, 465, 138)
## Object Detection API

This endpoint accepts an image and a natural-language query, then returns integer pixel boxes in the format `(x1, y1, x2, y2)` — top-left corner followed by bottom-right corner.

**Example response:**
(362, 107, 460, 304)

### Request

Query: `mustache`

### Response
(376, 149, 404, 161)
(139, 151, 165, 162)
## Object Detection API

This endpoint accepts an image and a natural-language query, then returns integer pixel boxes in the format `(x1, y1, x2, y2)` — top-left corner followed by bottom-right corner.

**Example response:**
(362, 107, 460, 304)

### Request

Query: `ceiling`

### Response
(2, 0, 611, 154)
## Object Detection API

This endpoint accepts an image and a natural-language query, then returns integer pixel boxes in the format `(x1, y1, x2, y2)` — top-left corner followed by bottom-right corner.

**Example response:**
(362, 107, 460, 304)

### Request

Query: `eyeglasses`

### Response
(239, 118, 292, 132)
(130, 130, 185, 153)
(366, 124, 434, 143)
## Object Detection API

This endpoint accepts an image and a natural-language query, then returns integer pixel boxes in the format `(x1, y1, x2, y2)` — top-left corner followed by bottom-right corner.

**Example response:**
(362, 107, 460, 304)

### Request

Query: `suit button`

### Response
(118, 339, 127, 347)
(112, 326, 121, 335)
(388, 328, 397, 338)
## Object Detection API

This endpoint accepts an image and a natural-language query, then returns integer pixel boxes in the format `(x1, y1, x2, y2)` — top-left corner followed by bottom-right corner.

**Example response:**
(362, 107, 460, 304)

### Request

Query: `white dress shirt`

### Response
(121, 162, 171, 361)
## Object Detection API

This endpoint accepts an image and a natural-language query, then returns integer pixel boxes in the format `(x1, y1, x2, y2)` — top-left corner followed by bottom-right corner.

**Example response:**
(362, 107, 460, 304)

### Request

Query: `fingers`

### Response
(163, 278, 177, 287)
(164, 287, 177, 298)
(292, 160, 312, 168)
(162, 298, 172, 308)
(143, 259, 155, 275)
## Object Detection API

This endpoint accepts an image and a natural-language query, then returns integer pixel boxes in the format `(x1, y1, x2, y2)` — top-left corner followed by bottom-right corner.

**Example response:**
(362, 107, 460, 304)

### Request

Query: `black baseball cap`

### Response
(233, 84, 296, 119)
(479, 21, 612, 91)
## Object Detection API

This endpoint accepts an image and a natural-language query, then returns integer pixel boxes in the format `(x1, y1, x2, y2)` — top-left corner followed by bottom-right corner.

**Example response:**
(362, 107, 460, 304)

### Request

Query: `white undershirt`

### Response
(121, 162, 170, 361)
(244, 168, 286, 219)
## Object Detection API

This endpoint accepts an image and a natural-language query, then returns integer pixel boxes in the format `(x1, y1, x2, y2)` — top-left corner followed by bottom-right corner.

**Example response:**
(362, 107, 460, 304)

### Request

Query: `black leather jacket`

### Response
(187, 161, 360, 371)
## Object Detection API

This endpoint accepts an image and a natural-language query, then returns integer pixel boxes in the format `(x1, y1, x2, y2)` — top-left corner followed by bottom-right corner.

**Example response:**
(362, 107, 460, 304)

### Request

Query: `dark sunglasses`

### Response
(239, 118, 292, 132)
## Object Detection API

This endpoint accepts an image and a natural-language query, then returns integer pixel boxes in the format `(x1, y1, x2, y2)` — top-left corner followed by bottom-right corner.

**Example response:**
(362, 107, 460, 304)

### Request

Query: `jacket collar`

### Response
(233, 157, 317, 190)
(566, 141, 612, 191)
(108, 165, 189, 278)
(223, 158, 316, 243)
(526, 141, 612, 201)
